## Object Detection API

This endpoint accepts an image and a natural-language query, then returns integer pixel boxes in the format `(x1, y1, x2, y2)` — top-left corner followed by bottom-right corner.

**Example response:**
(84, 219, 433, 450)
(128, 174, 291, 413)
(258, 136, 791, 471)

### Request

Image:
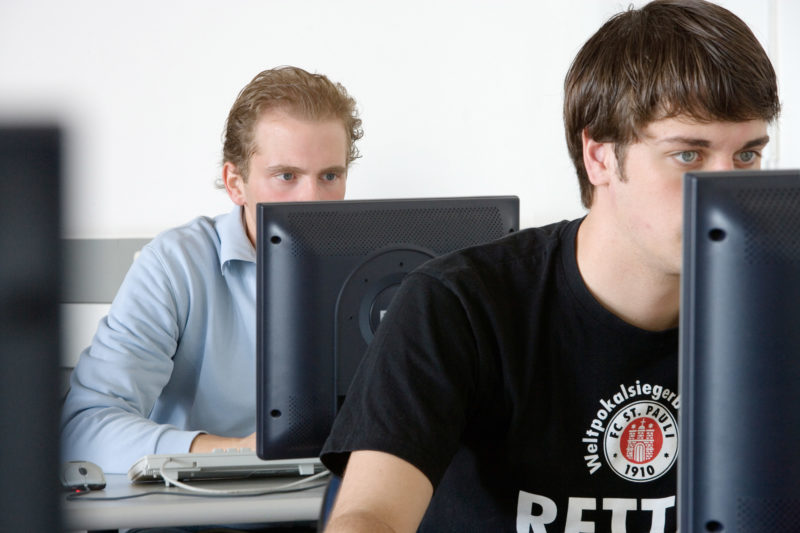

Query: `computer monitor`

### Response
(0, 126, 62, 531)
(256, 196, 519, 460)
(679, 169, 800, 532)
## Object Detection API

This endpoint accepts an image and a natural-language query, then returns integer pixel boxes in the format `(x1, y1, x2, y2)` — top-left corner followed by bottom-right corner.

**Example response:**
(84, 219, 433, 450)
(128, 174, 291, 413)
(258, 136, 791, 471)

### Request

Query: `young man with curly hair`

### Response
(62, 66, 363, 473)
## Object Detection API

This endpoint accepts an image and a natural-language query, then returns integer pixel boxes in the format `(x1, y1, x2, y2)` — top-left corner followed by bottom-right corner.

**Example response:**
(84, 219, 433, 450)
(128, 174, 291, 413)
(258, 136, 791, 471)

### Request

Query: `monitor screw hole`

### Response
(270, 409, 282, 418)
(705, 520, 724, 532)
(708, 228, 726, 242)
(270, 236, 282, 245)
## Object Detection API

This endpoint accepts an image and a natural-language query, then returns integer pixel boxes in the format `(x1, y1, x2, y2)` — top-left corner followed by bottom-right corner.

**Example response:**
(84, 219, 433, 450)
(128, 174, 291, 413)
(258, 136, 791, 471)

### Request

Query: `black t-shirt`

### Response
(322, 219, 679, 532)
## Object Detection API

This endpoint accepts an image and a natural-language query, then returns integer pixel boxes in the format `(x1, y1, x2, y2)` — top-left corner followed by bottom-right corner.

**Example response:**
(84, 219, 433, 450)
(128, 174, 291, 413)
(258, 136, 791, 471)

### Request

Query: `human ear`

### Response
(222, 162, 246, 206)
(581, 129, 616, 187)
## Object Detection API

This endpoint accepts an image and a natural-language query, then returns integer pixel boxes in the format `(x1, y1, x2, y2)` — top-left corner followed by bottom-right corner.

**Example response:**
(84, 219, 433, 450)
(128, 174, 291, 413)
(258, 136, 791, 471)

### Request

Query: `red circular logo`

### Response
(619, 417, 663, 464)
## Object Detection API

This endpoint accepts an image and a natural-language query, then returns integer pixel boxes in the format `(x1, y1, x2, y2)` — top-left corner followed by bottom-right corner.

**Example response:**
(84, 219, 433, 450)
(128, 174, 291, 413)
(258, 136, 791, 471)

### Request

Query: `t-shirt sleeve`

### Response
(321, 270, 483, 488)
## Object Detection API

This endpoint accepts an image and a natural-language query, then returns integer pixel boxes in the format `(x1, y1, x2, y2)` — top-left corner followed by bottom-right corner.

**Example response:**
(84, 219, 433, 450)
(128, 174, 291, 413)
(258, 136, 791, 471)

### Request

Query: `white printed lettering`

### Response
(565, 497, 596, 533)
(516, 493, 675, 533)
(584, 454, 602, 474)
(602, 498, 637, 533)
(516, 491, 557, 533)
(641, 495, 675, 533)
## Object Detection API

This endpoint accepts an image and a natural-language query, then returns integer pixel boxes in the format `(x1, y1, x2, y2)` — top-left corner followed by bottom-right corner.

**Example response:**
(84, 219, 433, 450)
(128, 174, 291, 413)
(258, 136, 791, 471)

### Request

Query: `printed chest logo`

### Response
(582, 381, 679, 482)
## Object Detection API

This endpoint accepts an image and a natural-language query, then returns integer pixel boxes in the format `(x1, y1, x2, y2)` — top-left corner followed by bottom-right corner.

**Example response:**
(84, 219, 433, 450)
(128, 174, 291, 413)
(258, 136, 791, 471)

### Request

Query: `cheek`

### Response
(639, 180, 684, 245)
(323, 181, 347, 201)
(651, 184, 684, 234)
(247, 179, 289, 203)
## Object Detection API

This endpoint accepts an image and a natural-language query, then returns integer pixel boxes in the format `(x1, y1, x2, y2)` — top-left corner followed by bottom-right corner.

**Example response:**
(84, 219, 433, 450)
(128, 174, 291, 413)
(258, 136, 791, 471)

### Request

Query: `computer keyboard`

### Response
(127, 449, 324, 483)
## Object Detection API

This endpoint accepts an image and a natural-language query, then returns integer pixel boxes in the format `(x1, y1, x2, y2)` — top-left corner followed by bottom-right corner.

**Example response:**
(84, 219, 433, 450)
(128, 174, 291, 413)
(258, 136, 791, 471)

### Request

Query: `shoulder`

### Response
(130, 216, 226, 285)
(417, 219, 579, 282)
(151, 215, 219, 248)
(144, 216, 221, 263)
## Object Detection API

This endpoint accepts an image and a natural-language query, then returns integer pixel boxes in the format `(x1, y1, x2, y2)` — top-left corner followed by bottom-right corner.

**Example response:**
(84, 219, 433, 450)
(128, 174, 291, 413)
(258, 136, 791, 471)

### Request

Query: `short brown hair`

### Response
(564, 0, 780, 208)
(221, 66, 363, 183)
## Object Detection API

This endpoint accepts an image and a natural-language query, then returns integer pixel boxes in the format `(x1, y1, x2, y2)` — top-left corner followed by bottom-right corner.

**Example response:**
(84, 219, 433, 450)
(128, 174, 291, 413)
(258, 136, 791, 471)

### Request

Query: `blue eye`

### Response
(322, 173, 337, 182)
(278, 173, 294, 182)
(678, 151, 698, 163)
(739, 151, 756, 163)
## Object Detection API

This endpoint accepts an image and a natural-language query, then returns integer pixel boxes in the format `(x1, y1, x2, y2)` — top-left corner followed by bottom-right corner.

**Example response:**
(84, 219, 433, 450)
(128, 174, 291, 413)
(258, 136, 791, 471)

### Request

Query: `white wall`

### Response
(0, 0, 796, 238)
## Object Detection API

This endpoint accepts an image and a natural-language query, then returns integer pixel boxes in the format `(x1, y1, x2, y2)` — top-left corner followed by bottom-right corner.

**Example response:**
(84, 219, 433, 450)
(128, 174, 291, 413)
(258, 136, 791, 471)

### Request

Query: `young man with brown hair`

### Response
(320, 2, 780, 531)
(61, 66, 363, 473)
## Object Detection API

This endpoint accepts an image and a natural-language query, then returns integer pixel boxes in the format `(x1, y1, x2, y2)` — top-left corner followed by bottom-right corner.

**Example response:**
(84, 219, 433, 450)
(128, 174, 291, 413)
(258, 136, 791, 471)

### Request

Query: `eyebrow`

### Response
(266, 165, 303, 175)
(319, 165, 347, 175)
(741, 136, 771, 150)
(265, 165, 347, 175)
(657, 135, 771, 150)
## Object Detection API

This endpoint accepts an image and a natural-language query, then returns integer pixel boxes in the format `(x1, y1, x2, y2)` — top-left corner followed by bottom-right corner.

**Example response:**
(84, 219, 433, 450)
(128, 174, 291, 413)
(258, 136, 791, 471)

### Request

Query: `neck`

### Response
(240, 206, 256, 248)
(576, 211, 680, 332)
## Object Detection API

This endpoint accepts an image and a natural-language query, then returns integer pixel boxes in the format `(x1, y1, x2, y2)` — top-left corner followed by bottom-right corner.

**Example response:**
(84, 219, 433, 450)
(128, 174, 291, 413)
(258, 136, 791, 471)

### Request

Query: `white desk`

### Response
(63, 473, 326, 532)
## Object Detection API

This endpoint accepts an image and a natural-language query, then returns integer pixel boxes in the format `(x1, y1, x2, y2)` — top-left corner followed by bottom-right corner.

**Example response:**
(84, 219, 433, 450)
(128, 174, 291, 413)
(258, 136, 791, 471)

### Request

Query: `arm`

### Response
(61, 242, 207, 472)
(325, 450, 433, 533)
(322, 273, 480, 530)
(190, 432, 256, 453)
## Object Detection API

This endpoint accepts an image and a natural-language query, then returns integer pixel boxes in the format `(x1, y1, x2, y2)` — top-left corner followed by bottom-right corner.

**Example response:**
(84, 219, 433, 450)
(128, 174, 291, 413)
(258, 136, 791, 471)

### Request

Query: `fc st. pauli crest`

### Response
(583, 381, 679, 482)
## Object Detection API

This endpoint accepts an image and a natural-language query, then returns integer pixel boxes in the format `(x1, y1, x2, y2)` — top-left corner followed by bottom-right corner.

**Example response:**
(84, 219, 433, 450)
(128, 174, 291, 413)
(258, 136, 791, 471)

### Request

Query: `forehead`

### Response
(638, 115, 769, 143)
(249, 109, 349, 166)
(253, 109, 347, 144)
(254, 107, 346, 132)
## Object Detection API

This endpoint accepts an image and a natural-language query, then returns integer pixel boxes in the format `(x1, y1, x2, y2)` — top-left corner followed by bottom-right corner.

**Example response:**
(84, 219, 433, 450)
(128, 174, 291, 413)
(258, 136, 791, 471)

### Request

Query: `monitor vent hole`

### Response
(737, 497, 800, 532)
(705, 520, 724, 532)
(269, 409, 281, 418)
(735, 188, 800, 264)
(287, 206, 510, 256)
(270, 235, 282, 245)
(287, 395, 314, 442)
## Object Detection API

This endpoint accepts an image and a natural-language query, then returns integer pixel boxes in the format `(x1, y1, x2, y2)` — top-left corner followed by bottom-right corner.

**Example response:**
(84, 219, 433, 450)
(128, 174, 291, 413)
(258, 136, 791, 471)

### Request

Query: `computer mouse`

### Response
(61, 460, 106, 491)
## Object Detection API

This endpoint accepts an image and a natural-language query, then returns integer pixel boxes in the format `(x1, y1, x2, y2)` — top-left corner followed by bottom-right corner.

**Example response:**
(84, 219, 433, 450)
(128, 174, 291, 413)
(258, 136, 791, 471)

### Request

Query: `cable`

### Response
(65, 480, 329, 502)
(65, 458, 331, 501)
(156, 459, 331, 496)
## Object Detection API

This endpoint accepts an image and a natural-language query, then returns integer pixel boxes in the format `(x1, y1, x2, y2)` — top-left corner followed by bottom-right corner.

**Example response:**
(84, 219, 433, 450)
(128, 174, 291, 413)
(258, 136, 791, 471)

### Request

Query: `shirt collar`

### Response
(217, 206, 256, 269)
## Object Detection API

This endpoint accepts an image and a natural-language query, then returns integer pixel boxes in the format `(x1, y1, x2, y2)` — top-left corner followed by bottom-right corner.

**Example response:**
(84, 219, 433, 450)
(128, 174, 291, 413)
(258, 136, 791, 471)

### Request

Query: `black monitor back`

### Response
(679, 169, 800, 532)
(256, 196, 519, 459)
(0, 127, 62, 531)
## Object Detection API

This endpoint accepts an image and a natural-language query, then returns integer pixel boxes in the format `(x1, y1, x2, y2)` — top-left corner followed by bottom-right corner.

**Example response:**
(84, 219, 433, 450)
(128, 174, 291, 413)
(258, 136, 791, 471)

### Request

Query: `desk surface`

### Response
(62, 473, 326, 531)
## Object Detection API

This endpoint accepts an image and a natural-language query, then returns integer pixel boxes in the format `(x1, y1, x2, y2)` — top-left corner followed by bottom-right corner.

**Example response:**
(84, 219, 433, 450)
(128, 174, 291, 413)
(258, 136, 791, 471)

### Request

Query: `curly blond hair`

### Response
(220, 66, 362, 183)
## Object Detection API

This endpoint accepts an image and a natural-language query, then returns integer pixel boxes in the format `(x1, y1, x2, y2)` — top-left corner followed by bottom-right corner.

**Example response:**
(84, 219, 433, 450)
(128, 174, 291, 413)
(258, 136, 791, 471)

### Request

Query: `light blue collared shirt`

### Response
(61, 207, 257, 473)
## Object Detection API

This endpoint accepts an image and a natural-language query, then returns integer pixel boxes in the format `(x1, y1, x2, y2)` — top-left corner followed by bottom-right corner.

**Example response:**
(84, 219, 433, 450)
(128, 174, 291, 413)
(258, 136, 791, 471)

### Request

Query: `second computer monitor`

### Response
(256, 196, 519, 460)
